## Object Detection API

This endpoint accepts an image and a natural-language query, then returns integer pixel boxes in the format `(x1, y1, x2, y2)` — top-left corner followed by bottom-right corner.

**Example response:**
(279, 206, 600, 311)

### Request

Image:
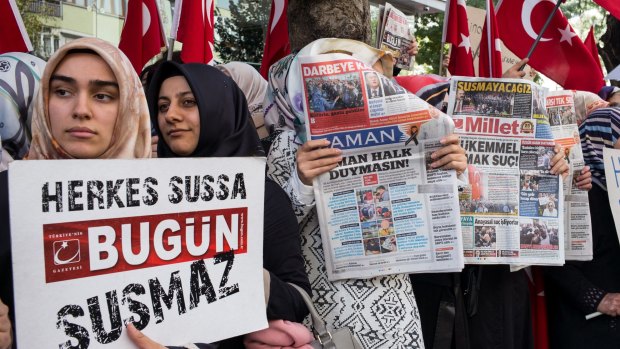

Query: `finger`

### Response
(304, 163, 341, 179)
(126, 323, 165, 349)
(298, 147, 342, 162)
(431, 153, 466, 169)
(431, 144, 465, 161)
(440, 134, 460, 146)
(576, 172, 591, 182)
(551, 160, 568, 176)
(581, 165, 590, 174)
(438, 159, 468, 173)
(300, 139, 331, 152)
(299, 156, 343, 172)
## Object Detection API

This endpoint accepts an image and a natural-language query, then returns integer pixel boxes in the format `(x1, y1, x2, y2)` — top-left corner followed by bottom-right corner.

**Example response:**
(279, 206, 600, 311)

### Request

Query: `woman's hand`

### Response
(597, 293, 620, 317)
(551, 144, 570, 179)
(127, 323, 167, 349)
(296, 139, 342, 185)
(151, 135, 159, 158)
(502, 58, 529, 79)
(0, 299, 12, 349)
(575, 166, 593, 191)
(407, 37, 419, 57)
(430, 134, 467, 175)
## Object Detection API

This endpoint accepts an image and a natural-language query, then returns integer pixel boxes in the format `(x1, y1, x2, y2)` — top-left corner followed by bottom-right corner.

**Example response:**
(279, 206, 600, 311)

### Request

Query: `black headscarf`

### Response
(147, 61, 263, 158)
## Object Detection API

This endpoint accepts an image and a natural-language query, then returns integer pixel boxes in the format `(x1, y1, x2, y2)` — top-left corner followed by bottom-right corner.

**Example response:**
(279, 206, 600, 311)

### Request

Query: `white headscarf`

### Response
(217, 62, 269, 139)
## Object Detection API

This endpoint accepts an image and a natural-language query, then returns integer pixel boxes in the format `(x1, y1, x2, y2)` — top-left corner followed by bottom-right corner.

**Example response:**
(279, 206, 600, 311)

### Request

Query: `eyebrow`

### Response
(50, 75, 119, 89)
(158, 91, 193, 100)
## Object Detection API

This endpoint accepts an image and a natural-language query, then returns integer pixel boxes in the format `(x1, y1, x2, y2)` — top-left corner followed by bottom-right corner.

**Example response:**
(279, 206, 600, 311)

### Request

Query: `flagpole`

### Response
(518, 0, 564, 71)
(167, 38, 175, 61)
(439, 43, 446, 76)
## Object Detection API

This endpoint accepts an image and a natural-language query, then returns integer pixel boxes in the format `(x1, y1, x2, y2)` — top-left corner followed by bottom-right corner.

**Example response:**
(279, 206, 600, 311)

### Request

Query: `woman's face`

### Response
(49, 53, 119, 158)
(157, 76, 200, 156)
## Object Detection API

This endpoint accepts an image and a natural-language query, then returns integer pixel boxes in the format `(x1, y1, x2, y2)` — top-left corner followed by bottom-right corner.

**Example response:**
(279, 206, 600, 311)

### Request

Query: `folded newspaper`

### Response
(376, 3, 413, 70)
(447, 77, 565, 266)
(545, 90, 593, 261)
(297, 51, 464, 281)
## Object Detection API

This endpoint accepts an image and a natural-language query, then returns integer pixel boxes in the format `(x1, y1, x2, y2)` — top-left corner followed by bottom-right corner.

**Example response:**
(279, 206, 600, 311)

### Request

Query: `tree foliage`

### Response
(414, 13, 444, 74)
(215, 0, 270, 64)
(15, 0, 50, 53)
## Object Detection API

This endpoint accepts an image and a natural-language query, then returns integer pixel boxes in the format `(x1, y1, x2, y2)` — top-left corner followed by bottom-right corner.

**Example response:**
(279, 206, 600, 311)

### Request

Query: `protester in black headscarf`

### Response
(127, 62, 309, 349)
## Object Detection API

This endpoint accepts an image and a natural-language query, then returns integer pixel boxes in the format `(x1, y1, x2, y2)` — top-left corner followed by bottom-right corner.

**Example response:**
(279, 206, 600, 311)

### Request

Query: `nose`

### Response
(72, 92, 92, 120)
(164, 103, 183, 123)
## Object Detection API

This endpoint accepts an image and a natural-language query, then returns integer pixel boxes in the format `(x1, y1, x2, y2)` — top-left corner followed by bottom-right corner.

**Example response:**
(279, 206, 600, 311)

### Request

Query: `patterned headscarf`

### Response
(27, 38, 151, 159)
(263, 38, 394, 143)
(0, 52, 46, 159)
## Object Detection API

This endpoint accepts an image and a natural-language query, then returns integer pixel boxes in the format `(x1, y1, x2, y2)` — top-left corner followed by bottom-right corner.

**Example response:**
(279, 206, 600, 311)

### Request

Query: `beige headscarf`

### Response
(574, 90, 609, 125)
(217, 62, 269, 139)
(28, 37, 151, 159)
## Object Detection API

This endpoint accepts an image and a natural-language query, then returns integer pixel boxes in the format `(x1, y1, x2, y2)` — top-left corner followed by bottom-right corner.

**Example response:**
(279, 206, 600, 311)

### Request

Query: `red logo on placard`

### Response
(52, 240, 81, 265)
(42, 208, 247, 284)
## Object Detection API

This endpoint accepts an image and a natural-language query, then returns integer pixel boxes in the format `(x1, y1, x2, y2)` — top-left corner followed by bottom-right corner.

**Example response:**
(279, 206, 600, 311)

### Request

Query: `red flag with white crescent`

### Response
(443, 0, 475, 76)
(118, 0, 167, 74)
(478, 0, 503, 78)
(174, 0, 215, 64)
(260, 0, 290, 78)
(0, 0, 33, 54)
(496, 0, 604, 93)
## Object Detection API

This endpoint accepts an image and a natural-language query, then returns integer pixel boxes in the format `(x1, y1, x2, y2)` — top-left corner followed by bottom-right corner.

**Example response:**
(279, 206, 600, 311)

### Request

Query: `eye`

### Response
(158, 103, 169, 113)
(182, 99, 196, 107)
(53, 88, 71, 97)
(94, 93, 114, 102)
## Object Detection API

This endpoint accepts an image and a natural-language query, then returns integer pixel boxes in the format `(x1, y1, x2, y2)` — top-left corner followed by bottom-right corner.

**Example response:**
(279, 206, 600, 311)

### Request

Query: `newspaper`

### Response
(376, 3, 413, 70)
(448, 77, 565, 265)
(546, 91, 593, 261)
(298, 53, 464, 281)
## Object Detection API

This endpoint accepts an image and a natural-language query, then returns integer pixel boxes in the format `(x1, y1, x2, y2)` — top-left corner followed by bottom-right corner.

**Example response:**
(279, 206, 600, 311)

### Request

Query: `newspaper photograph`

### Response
(448, 77, 565, 265)
(546, 90, 593, 261)
(298, 53, 464, 280)
(376, 3, 413, 69)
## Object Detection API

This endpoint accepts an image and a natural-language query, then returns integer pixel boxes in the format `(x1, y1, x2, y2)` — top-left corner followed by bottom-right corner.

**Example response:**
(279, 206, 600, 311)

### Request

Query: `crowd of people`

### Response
(0, 21, 619, 349)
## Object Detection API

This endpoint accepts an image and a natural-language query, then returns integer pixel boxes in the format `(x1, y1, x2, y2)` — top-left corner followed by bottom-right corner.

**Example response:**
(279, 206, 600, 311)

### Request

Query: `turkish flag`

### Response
(478, 0, 502, 78)
(259, 0, 291, 79)
(496, 0, 604, 93)
(118, 0, 167, 74)
(173, 0, 215, 64)
(443, 0, 475, 76)
(594, 0, 620, 20)
(0, 0, 33, 54)
(583, 26, 603, 77)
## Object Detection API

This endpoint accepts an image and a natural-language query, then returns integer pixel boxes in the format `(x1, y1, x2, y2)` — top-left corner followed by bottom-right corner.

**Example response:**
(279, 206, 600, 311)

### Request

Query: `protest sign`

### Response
(8, 158, 267, 348)
(603, 148, 620, 244)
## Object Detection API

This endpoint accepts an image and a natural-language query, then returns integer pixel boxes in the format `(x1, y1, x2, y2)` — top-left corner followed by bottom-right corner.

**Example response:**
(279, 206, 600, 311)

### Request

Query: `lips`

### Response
(167, 129, 189, 137)
(66, 127, 96, 139)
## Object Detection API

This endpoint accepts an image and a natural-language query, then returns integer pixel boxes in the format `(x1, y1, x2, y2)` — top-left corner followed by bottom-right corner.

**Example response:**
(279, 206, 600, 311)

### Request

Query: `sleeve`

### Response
(266, 130, 316, 222)
(609, 108, 620, 145)
(544, 264, 606, 314)
(262, 180, 310, 322)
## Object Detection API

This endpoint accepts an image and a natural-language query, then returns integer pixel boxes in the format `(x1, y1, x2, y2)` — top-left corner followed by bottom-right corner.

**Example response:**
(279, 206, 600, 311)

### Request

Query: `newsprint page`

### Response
(298, 53, 464, 281)
(447, 77, 565, 265)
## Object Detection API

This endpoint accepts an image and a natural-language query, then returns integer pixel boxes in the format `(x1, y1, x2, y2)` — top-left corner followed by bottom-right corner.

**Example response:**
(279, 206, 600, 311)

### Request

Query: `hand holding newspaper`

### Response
(297, 50, 463, 280)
